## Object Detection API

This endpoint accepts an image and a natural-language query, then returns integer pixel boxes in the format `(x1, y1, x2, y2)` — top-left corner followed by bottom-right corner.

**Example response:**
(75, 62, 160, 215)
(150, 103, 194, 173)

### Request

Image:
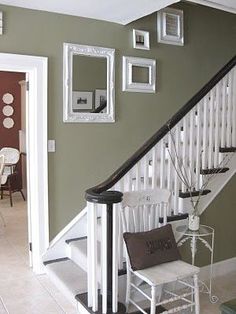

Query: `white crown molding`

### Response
(188, 0, 236, 14)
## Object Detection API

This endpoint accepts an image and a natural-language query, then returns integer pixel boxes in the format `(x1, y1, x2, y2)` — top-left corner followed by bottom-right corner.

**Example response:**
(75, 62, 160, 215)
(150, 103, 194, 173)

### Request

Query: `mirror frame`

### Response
(63, 43, 115, 123)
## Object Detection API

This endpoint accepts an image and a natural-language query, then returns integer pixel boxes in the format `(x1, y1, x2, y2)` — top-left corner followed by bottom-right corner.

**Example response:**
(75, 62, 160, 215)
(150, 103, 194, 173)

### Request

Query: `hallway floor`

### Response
(0, 194, 77, 314)
(0, 194, 235, 313)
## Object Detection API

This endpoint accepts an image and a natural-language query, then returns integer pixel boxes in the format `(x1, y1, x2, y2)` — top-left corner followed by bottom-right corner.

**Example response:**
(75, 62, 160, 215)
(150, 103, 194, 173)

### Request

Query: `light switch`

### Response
(48, 140, 56, 153)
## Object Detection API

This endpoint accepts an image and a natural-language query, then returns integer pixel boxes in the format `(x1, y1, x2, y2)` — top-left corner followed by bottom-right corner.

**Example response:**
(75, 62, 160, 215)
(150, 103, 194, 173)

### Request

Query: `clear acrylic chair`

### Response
(121, 188, 200, 314)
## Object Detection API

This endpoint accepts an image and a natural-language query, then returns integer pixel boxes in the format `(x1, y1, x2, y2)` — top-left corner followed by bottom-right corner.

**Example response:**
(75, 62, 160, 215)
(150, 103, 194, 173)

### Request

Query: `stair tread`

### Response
(200, 167, 229, 175)
(219, 147, 236, 153)
(45, 258, 87, 297)
(179, 189, 211, 198)
(65, 236, 87, 244)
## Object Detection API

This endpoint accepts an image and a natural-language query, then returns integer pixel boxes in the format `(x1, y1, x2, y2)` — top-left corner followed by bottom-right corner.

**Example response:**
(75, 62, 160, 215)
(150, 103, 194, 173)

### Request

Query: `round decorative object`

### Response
(3, 117, 14, 129)
(2, 105, 14, 117)
(2, 93, 14, 104)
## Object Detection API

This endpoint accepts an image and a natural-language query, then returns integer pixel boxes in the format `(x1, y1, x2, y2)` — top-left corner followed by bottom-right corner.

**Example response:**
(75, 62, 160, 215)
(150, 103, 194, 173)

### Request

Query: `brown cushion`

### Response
(123, 224, 181, 271)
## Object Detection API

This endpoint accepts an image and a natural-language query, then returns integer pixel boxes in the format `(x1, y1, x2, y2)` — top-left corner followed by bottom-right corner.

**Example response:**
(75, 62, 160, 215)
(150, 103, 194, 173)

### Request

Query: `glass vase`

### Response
(188, 214, 200, 231)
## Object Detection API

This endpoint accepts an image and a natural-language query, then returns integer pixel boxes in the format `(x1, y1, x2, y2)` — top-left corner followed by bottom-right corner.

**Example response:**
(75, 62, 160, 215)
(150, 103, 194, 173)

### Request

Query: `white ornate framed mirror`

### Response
(63, 43, 115, 123)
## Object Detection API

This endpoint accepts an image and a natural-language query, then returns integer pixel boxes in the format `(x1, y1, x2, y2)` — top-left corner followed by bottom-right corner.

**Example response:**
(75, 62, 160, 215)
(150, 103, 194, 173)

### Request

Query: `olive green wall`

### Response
(0, 2, 235, 261)
(179, 176, 236, 266)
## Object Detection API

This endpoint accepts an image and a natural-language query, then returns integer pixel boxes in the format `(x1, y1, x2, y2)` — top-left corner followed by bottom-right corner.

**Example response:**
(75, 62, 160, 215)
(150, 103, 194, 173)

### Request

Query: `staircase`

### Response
(43, 56, 236, 313)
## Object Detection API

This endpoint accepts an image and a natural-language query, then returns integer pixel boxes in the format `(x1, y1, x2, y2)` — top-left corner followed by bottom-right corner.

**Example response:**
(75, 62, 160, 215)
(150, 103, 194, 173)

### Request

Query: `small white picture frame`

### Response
(72, 91, 93, 112)
(133, 29, 150, 50)
(157, 8, 184, 46)
(122, 56, 156, 93)
(95, 89, 107, 113)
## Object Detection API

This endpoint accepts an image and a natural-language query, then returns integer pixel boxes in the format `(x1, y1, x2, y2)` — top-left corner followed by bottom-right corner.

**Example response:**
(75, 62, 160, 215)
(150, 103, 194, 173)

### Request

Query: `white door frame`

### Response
(0, 53, 48, 274)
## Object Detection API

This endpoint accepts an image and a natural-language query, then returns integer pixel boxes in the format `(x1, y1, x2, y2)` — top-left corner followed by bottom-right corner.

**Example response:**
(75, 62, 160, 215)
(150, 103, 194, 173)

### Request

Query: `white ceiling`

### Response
(0, 0, 235, 24)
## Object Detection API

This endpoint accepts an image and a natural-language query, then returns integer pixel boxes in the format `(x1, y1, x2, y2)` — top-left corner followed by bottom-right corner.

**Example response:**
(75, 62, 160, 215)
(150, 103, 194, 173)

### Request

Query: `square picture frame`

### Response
(157, 8, 184, 46)
(133, 29, 150, 50)
(122, 56, 156, 93)
(95, 89, 107, 113)
(72, 91, 93, 112)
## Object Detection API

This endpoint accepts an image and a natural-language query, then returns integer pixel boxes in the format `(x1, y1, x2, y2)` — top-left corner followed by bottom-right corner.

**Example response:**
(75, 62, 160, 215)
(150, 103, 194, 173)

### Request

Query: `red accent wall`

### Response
(0, 71, 25, 149)
(0, 71, 26, 189)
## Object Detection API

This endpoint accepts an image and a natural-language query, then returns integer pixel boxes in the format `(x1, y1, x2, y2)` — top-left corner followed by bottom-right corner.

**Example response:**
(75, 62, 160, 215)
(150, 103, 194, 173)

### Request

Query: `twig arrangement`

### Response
(166, 127, 232, 216)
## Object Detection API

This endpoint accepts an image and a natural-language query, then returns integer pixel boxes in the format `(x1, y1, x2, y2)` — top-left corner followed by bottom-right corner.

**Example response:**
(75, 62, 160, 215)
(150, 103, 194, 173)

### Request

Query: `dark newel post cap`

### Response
(85, 189, 123, 204)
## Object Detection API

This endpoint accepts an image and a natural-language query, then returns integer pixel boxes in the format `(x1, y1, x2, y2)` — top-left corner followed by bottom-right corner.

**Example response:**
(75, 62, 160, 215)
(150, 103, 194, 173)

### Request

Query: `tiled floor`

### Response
(0, 194, 77, 314)
(0, 194, 235, 313)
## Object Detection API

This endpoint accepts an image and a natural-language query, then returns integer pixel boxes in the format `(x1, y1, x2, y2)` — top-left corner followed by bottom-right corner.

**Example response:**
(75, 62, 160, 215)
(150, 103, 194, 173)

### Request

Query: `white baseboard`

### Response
(200, 256, 236, 281)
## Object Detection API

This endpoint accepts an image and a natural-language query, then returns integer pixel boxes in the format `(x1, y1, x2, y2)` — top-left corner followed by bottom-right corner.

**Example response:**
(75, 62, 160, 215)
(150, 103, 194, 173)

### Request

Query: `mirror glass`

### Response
(72, 55, 107, 113)
(63, 43, 115, 123)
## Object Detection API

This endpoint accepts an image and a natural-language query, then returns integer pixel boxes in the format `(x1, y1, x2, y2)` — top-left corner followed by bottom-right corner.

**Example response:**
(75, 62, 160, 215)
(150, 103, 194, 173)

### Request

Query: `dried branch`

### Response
(167, 126, 233, 216)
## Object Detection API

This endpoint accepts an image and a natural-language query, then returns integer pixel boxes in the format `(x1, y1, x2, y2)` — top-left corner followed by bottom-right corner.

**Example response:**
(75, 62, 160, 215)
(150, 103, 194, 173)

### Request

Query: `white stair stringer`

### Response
(42, 206, 88, 262)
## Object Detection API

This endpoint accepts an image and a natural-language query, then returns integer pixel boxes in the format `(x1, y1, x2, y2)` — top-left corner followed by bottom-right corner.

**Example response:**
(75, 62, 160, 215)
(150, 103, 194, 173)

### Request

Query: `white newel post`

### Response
(86, 190, 125, 314)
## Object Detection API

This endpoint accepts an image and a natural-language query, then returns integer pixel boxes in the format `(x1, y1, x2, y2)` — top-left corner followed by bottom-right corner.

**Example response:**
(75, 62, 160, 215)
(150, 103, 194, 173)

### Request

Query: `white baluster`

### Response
(143, 154, 149, 189)
(124, 172, 132, 192)
(214, 83, 221, 167)
(174, 125, 180, 215)
(134, 161, 141, 191)
(189, 109, 195, 187)
(167, 132, 172, 191)
(112, 204, 119, 313)
(195, 102, 202, 190)
(118, 207, 124, 270)
(202, 95, 208, 169)
(182, 117, 187, 192)
(101, 204, 107, 314)
(151, 146, 157, 189)
(208, 89, 215, 169)
(88, 202, 98, 312)
(87, 201, 93, 307)
(227, 71, 233, 147)
(221, 76, 227, 148)
(160, 139, 165, 188)
(232, 68, 236, 147)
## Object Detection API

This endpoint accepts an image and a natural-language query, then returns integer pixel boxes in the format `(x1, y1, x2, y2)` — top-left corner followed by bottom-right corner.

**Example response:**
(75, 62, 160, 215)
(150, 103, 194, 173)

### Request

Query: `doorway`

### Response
(0, 53, 48, 274)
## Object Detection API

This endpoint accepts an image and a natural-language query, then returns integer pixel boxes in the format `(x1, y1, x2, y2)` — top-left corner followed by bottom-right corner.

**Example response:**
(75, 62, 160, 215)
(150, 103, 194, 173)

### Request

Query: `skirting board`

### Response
(200, 256, 236, 281)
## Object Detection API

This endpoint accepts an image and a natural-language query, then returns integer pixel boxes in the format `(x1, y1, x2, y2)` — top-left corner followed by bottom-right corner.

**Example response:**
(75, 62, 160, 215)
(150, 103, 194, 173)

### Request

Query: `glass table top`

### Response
(176, 224, 214, 236)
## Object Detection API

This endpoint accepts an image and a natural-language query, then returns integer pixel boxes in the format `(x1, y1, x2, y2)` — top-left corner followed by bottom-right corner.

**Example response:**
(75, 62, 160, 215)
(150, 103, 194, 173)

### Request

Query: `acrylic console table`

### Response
(176, 224, 218, 303)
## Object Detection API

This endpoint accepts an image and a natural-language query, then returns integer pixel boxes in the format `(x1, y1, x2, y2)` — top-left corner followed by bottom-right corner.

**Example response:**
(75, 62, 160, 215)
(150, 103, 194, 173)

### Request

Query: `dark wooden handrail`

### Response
(86, 55, 236, 204)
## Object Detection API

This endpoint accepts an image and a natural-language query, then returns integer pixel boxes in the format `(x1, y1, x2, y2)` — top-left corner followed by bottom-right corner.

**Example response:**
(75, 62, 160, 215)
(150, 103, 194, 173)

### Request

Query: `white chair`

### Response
(0, 147, 25, 206)
(121, 189, 200, 314)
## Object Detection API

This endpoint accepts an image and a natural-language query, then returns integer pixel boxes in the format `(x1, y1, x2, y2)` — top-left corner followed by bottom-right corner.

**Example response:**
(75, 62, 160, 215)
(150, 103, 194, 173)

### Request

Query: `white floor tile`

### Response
(0, 194, 76, 314)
